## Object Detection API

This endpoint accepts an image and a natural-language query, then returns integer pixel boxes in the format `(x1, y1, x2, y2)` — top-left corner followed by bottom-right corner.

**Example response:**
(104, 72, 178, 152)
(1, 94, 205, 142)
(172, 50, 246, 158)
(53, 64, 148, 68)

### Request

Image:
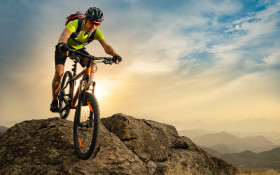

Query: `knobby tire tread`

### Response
(73, 92, 100, 160)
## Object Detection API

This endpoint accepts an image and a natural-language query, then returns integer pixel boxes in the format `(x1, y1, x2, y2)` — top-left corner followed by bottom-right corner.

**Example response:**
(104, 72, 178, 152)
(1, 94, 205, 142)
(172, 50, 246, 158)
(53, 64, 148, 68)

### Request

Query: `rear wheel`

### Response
(73, 92, 100, 160)
(58, 71, 73, 119)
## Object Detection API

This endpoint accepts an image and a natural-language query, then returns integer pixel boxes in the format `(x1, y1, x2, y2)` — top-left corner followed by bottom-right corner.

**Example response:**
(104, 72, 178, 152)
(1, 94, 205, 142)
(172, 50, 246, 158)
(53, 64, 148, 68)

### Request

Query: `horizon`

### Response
(1, 115, 279, 133)
(0, 0, 279, 132)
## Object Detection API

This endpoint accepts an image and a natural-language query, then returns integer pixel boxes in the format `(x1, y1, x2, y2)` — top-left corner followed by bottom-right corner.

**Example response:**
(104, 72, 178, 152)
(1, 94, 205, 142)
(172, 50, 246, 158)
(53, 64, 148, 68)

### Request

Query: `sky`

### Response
(0, 0, 279, 131)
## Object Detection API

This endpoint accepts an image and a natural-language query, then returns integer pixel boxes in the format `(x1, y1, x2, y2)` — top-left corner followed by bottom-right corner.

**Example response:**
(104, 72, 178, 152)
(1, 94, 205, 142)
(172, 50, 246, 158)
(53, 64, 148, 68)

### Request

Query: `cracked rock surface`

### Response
(0, 113, 276, 175)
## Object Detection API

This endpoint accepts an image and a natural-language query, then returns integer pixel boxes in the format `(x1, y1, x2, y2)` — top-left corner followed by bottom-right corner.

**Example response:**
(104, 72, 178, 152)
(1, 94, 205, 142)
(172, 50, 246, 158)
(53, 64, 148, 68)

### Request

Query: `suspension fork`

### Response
(85, 56, 92, 81)
(83, 57, 96, 92)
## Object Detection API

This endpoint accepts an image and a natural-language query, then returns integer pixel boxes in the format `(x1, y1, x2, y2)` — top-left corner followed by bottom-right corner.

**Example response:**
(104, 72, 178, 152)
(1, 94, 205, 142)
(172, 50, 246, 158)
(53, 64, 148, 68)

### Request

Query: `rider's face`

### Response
(85, 18, 101, 32)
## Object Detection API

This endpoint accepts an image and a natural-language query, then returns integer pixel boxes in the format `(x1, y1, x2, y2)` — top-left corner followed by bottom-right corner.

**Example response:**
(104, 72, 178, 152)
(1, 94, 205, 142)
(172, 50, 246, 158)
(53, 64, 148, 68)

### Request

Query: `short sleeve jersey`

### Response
(65, 19, 105, 50)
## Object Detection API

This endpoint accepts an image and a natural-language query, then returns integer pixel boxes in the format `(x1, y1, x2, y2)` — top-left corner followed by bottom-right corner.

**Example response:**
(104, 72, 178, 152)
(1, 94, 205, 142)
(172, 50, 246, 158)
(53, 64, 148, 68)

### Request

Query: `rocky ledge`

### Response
(0, 113, 278, 175)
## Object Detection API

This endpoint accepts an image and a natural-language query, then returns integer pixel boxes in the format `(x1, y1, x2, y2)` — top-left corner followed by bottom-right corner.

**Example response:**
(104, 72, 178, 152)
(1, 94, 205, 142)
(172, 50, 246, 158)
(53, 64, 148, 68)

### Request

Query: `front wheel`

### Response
(73, 92, 100, 160)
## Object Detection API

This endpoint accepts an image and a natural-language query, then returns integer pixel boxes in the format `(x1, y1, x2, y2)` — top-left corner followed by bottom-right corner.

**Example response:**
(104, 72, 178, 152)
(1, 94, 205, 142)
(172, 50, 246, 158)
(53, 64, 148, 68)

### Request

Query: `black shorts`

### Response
(54, 45, 90, 67)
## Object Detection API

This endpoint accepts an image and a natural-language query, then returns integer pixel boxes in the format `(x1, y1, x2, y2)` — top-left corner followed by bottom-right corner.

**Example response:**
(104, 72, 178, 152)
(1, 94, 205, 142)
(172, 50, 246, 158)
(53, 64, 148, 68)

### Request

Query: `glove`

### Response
(112, 54, 122, 63)
(58, 42, 70, 53)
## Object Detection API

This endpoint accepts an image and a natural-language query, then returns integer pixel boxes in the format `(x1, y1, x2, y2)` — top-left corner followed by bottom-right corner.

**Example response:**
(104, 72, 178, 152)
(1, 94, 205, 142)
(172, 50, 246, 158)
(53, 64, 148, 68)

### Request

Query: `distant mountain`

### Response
(170, 120, 211, 131)
(216, 118, 279, 132)
(0, 126, 8, 132)
(230, 131, 280, 145)
(179, 129, 214, 139)
(181, 131, 278, 154)
(201, 146, 223, 156)
(211, 144, 241, 154)
(0, 126, 8, 137)
(221, 147, 280, 172)
(175, 117, 280, 132)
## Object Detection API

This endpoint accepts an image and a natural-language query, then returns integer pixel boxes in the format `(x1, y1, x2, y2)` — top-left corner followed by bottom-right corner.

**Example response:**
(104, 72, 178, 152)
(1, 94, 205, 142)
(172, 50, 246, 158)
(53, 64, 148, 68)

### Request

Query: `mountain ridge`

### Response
(175, 117, 280, 132)
(221, 147, 280, 172)
(180, 130, 279, 153)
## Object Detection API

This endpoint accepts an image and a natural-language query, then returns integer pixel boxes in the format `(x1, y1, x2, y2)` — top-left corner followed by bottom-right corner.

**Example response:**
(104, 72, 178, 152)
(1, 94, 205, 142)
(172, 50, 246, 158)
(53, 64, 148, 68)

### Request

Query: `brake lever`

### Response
(103, 58, 113, 65)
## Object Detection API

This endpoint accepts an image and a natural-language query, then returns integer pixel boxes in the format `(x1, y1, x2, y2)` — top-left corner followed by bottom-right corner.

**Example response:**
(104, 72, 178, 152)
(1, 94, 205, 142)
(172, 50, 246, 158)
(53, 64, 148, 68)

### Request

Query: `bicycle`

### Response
(58, 50, 113, 160)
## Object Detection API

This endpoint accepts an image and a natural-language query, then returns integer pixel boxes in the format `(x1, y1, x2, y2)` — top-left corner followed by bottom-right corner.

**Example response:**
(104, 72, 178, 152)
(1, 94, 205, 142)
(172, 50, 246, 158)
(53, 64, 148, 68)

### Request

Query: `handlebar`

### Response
(69, 50, 114, 65)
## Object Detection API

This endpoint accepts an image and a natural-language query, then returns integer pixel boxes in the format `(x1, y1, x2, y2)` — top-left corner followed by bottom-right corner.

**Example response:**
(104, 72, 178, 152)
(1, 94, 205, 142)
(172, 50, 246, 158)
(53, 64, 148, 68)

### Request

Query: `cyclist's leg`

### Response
(78, 48, 95, 82)
(52, 64, 64, 100)
(81, 59, 96, 79)
(52, 45, 67, 100)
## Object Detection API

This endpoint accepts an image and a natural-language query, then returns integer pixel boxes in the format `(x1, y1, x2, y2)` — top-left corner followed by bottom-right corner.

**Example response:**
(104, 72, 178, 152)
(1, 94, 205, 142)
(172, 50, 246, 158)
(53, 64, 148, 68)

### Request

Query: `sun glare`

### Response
(94, 83, 109, 102)
(72, 78, 110, 103)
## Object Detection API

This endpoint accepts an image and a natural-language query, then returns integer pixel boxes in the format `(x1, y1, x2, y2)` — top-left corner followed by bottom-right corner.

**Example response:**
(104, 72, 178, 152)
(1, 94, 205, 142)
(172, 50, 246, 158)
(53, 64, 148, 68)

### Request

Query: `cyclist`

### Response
(50, 7, 122, 112)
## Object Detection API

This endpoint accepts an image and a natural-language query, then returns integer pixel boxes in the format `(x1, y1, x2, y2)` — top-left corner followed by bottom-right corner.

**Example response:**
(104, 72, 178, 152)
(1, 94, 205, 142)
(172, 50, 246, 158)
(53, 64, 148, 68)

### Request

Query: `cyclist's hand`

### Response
(58, 42, 70, 56)
(112, 54, 122, 64)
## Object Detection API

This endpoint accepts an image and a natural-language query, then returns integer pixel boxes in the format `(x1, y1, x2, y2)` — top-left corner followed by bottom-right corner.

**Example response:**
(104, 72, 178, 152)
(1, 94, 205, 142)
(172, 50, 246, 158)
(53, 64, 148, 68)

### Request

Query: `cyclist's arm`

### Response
(59, 28, 72, 43)
(99, 39, 117, 56)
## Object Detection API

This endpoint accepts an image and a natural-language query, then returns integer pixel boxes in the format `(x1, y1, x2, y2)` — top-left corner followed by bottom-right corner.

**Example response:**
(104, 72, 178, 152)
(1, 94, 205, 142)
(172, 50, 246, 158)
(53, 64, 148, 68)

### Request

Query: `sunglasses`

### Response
(88, 19, 101, 27)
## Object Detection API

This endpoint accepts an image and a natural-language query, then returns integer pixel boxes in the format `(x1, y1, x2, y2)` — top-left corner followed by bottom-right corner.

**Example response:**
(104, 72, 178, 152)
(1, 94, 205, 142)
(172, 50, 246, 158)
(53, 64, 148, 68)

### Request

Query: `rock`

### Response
(0, 117, 148, 175)
(1, 114, 278, 175)
(101, 113, 180, 162)
(101, 113, 242, 175)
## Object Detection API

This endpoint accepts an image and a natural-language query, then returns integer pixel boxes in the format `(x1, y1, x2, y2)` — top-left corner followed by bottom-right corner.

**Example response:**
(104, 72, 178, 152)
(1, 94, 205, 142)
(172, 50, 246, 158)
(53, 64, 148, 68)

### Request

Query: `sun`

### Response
(94, 83, 109, 102)
(72, 79, 110, 103)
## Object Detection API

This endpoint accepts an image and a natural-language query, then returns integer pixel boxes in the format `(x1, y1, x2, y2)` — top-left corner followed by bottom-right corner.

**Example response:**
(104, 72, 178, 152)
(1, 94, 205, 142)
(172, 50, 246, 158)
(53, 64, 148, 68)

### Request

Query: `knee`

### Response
(54, 70, 64, 79)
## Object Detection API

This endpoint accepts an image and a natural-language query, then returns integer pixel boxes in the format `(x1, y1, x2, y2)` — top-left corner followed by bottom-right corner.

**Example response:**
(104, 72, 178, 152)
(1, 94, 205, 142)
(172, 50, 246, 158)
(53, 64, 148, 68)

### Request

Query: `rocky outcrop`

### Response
(0, 113, 278, 175)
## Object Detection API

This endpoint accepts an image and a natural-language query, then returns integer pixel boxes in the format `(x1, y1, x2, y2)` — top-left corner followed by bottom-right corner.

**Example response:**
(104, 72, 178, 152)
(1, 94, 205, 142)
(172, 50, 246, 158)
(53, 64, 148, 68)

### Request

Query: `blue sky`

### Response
(0, 0, 279, 130)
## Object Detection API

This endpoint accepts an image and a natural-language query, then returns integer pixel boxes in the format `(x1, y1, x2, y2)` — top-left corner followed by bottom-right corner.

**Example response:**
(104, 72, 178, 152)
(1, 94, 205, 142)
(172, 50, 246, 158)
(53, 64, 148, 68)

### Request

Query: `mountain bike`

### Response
(58, 50, 113, 160)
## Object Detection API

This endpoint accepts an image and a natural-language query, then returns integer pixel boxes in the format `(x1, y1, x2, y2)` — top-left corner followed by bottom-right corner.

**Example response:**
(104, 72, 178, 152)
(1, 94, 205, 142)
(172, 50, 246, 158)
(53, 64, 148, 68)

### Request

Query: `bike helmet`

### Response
(85, 7, 104, 22)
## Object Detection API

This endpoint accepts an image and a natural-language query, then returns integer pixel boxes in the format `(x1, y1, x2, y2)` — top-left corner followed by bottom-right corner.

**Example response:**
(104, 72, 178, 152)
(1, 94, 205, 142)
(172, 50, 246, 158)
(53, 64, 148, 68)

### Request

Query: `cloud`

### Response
(263, 51, 280, 65)
(107, 0, 242, 75)
(0, 0, 279, 124)
(206, 2, 280, 77)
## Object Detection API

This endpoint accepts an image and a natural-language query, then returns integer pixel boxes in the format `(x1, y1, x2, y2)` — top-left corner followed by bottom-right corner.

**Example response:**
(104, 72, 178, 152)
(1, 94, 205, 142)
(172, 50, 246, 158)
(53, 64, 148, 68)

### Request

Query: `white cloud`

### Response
(208, 2, 280, 71)
(263, 51, 280, 65)
(111, 1, 229, 74)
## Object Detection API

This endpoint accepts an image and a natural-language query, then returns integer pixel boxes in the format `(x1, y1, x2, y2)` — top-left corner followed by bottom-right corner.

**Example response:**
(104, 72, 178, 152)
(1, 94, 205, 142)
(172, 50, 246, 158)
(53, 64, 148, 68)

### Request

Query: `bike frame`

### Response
(59, 50, 113, 109)
(60, 60, 95, 109)
(70, 69, 89, 108)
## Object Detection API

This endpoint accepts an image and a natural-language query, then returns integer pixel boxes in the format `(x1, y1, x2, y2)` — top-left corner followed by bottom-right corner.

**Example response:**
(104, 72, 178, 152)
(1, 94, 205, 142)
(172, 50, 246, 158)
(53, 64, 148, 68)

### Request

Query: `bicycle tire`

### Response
(58, 71, 73, 119)
(73, 91, 100, 160)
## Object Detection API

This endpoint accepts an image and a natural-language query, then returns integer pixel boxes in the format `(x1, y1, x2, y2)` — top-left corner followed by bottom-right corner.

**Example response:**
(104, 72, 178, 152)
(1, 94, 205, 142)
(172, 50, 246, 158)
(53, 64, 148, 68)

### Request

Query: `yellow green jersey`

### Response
(65, 19, 105, 50)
